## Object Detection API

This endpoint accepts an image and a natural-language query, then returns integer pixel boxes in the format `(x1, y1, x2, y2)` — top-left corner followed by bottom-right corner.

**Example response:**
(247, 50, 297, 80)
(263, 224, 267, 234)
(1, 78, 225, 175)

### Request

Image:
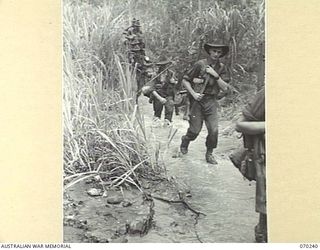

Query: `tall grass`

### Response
(63, 1, 162, 190)
(63, 0, 265, 188)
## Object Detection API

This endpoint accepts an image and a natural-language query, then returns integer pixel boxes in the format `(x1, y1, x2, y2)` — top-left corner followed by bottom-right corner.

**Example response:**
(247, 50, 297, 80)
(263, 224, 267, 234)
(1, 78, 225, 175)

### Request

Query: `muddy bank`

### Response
(63, 174, 198, 243)
(64, 180, 153, 243)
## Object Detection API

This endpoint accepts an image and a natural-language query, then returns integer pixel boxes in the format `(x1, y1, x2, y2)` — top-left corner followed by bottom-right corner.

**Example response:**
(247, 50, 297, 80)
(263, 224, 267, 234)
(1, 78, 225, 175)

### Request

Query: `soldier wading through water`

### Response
(180, 40, 231, 164)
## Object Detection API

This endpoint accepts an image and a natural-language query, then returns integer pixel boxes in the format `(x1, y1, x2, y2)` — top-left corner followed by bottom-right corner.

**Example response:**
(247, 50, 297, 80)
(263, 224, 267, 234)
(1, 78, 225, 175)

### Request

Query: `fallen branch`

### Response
(148, 193, 206, 217)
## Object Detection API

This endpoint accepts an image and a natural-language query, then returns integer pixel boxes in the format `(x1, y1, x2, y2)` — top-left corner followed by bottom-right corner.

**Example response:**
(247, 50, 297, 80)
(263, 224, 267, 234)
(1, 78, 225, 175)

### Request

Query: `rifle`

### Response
(199, 74, 210, 94)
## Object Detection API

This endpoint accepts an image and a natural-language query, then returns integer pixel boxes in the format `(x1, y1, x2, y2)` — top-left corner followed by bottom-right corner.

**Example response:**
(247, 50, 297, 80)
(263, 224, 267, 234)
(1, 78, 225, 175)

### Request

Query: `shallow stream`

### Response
(128, 98, 258, 243)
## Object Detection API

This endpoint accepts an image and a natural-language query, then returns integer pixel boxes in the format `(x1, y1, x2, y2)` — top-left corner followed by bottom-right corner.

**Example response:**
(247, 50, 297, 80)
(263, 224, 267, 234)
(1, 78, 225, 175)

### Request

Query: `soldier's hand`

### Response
(193, 93, 203, 101)
(205, 66, 219, 78)
(159, 97, 167, 104)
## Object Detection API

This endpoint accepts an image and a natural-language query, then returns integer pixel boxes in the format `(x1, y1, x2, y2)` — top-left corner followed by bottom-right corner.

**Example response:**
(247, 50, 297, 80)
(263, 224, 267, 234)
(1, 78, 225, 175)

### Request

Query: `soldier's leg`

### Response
(153, 98, 163, 119)
(255, 213, 267, 243)
(164, 97, 174, 122)
(255, 152, 267, 242)
(204, 113, 219, 150)
(204, 99, 219, 150)
(173, 93, 182, 116)
(183, 95, 190, 120)
(204, 98, 219, 164)
(136, 73, 144, 103)
(180, 101, 203, 154)
(149, 94, 154, 104)
(175, 104, 180, 116)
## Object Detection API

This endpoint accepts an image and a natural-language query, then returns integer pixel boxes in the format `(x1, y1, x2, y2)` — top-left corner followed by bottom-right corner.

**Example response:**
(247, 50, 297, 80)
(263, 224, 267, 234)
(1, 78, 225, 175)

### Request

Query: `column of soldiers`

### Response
(123, 18, 153, 102)
(123, 18, 189, 124)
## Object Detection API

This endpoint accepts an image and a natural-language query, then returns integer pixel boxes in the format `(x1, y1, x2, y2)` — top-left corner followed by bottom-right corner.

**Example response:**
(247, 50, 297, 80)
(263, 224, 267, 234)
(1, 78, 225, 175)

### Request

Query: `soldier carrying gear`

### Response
(180, 39, 231, 164)
(123, 18, 151, 102)
(142, 55, 178, 127)
(123, 19, 145, 65)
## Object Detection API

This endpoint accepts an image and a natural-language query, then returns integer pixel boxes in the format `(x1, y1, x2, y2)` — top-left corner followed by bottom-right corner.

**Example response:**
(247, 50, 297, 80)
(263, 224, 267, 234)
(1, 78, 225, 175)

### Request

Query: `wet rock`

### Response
(87, 188, 102, 197)
(128, 203, 154, 236)
(107, 195, 124, 204)
(122, 200, 132, 207)
(128, 217, 146, 234)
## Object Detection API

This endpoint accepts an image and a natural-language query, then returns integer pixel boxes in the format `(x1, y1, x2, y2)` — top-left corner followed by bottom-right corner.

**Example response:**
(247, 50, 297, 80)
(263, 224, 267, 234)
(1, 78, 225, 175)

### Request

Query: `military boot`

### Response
(255, 224, 267, 243)
(205, 151, 218, 164)
(180, 135, 190, 154)
(255, 213, 268, 243)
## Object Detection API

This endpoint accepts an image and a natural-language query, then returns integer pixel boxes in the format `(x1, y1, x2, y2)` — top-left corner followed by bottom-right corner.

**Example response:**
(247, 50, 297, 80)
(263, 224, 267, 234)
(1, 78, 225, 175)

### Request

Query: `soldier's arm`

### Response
(182, 79, 203, 101)
(236, 115, 265, 135)
(141, 85, 166, 103)
(182, 79, 196, 97)
(152, 91, 167, 104)
(216, 78, 230, 92)
(182, 62, 204, 100)
(217, 65, 231, 92)
(205, 65, 230, 92)
(141, 85, 153, 96)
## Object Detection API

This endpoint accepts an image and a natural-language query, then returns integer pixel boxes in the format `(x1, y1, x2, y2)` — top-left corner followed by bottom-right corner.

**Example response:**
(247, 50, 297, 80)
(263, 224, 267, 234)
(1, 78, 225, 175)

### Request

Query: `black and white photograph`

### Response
(63, 0, 266, 243)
